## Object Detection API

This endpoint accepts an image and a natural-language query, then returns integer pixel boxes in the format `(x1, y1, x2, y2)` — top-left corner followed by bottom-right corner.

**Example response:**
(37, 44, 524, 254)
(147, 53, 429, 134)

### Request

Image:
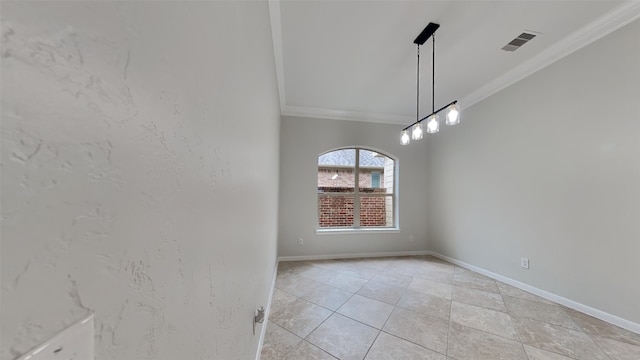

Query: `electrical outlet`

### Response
(409, 235, 415, 242)
(298, 238, 303, 245)
(521, 257, 529, 269)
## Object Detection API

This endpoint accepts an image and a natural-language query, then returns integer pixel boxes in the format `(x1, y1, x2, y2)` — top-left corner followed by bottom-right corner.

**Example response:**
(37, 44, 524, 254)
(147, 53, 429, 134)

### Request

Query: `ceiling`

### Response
(269, 0, 640, 125)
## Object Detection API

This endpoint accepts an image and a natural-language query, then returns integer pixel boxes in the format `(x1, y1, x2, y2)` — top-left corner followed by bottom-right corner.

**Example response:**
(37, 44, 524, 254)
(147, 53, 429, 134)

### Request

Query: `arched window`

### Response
(317, 148, 396, 229)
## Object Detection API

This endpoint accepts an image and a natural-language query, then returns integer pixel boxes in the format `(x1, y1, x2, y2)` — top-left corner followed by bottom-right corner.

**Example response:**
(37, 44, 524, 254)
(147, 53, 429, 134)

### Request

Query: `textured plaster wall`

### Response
(1, 2, 280, 359)
(427, 19, 640, 324)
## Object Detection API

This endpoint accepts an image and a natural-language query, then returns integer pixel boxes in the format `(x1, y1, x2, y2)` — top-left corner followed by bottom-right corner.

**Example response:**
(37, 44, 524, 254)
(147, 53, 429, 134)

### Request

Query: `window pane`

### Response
(371, 172, 381, 188)
(318, 195, 354, 227)
(358, 150, 394, 194)
(318, 149, 355, 192)
(359, 195, 393, 227)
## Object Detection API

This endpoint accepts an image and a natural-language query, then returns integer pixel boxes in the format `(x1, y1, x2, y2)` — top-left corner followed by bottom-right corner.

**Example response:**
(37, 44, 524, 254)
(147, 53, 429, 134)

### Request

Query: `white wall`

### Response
(278, 116, 429, 258)
(427, 19, 640, 324)
(1, 2, 280, 359)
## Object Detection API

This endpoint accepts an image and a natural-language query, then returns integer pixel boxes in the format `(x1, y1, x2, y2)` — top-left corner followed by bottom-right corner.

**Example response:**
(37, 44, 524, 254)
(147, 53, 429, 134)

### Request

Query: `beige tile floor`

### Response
(260, 256, 640, 360)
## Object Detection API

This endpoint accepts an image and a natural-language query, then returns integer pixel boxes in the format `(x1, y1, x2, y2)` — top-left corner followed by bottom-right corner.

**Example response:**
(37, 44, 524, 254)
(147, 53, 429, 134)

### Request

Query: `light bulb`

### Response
(412, 123, 423, 140)
(446, 103, 460, 126)
(426, 114, 439, 133)
(401, 130, 410, 145)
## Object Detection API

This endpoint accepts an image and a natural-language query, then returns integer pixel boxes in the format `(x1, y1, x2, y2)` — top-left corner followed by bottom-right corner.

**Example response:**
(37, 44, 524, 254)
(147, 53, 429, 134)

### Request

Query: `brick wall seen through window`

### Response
(317, 148, 395, 229)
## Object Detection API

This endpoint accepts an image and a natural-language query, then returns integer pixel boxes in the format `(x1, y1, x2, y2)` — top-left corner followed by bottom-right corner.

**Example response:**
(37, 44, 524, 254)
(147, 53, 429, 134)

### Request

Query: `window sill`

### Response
(315, 228, 401, 235)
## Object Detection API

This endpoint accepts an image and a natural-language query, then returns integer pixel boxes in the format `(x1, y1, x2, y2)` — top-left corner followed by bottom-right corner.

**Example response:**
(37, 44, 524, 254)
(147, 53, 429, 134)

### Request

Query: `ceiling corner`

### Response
(460, 1, 640, 110)
(268, 0, 286, 113)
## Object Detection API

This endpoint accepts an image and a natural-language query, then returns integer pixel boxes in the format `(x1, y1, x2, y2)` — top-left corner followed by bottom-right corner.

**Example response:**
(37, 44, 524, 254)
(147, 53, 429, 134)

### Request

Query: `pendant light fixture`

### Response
(401, 22, 460, 145)
(412, 45, 424, 141)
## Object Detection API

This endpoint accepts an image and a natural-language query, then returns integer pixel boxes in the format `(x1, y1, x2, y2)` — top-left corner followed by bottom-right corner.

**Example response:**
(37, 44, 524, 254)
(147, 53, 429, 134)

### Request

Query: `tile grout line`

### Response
(499, 282, 578, 360)
(373, 269, 451, 358)
(499, 286, 532, 360)
(446, 276, 454, 359)
(275, 323, 304, 360)
(336, 264, 436, 358)
(579, 323, 614, 360)
(561, 307, 610, 353)
(361, 330, 382, 360)
(333, 270, 382, 359)
(300, 274, 363, 359)
(272, 265, 350, 359)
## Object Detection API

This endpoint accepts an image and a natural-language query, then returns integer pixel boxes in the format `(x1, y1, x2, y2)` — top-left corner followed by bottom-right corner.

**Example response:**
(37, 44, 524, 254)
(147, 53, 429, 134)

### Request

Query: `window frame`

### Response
(316, 147, 398, 232)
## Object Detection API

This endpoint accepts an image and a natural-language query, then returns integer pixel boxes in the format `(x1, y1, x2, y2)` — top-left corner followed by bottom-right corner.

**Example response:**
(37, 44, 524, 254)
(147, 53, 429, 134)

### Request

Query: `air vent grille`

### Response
(502, 32, 537, 52)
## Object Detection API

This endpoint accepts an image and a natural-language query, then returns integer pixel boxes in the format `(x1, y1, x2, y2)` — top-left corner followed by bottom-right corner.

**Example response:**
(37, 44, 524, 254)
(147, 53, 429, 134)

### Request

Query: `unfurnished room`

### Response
(1, 1, 639, 360)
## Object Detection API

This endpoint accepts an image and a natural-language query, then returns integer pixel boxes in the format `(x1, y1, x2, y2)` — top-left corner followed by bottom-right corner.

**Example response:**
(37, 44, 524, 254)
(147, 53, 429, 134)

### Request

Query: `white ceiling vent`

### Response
(501, 32, 537, 51)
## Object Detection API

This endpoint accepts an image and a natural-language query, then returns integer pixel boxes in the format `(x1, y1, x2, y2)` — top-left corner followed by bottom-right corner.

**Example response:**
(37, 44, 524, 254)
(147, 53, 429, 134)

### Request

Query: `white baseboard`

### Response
(427, 251, 640, 335)
(254, 260, 280, 360)
(277, 250, 430, 262)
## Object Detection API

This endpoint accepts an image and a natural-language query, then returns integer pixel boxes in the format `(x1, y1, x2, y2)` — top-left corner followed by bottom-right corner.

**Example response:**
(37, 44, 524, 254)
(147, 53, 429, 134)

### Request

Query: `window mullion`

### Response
(354, 149, 360, 228)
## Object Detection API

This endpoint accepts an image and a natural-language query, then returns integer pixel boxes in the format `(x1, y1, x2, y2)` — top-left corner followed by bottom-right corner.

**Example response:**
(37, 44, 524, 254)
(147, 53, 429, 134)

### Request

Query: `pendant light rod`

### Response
(402, 100, 458, 131)
(432, 35, 435, 114)
(416, 45, 420, 122)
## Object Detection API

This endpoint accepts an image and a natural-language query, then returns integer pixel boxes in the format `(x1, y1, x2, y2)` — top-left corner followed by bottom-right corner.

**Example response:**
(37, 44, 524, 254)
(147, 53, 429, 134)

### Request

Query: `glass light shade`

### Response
(426, 114, 440, 133)
(401, 130, 410, 145)
(412, 123, 423, 140)
(446, 103, 460, 126)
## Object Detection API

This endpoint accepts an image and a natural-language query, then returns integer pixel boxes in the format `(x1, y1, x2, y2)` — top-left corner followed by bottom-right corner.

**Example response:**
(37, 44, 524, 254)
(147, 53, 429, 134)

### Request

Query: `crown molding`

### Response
(282, 105, 412, 125)
(460, 1, 640, 109)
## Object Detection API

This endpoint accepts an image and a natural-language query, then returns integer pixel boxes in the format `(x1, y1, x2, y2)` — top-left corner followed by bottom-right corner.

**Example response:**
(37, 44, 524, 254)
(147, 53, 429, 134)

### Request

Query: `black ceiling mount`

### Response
(413, 22, 440, 45)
